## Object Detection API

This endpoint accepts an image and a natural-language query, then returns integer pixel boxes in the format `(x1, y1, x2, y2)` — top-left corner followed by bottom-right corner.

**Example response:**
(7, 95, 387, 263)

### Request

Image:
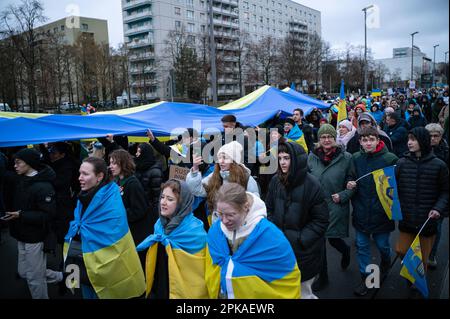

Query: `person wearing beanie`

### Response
(407, 105, 427, 129)
(4, 148, 61, 299)
(307, 124, 354, 292)
(186, 141, 260, 226)
(284, 117, 309, 153)
(336, 119, 356, 150)
(346, 127, 399, 297)
(346, 112, 393, 154)
(395, 127, 449, 298)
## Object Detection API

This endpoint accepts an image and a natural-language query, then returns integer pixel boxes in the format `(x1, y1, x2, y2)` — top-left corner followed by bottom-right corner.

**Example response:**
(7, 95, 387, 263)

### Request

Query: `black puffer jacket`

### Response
(433, 139, 449, 166)
(134, 143, 164, 206)
(265, 142, 329, 281)
(396, 128, 449, 236)
(119, 175, 153, 245)
(9, 165, 56, 243)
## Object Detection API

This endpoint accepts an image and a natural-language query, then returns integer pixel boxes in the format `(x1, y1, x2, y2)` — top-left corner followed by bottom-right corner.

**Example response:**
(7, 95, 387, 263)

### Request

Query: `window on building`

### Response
(200, 13, 205, 20)
(187, 10, 194, 19)
(187, 35, 195, 44)
(175, 20, 181, 30)
(201, 25, 206, 33)
(175, 7, 181, 15)
(200, 0, 205, 7)
(187, 23, 195, 32)
(244, 22, 249, 30)
(61, 25, 65, 31)
(244, 12, 249, 19)
(187, 0, 194, 7)
(252, 24, 257, 31)
(81, 23, 88, 31)
(252, 4, 256, 10)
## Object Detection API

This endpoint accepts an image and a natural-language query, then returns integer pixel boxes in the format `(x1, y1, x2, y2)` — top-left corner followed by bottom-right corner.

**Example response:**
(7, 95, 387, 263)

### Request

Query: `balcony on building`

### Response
(129, 51, 154, 61)
(124, 23, 153, 36)
(127, 36, 153, 49)
(122, 0, 152, 11)
(123, 9, 152, 23)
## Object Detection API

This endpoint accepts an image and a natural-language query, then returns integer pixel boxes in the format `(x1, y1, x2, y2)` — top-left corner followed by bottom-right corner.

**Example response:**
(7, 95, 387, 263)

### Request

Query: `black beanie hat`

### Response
(409, 127, 432, 155)
(15, 148, 42, 170)
(284, 118, 296, 127)
(272, 124, 285, 136)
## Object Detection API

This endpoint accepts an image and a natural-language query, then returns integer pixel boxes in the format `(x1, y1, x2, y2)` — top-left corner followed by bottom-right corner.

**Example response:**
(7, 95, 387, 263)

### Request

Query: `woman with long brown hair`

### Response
(186, 141, 259, 225)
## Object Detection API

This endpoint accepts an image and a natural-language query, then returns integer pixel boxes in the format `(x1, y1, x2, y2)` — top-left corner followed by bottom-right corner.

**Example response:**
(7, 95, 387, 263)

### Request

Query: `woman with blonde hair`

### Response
(186, 141, 259, 225)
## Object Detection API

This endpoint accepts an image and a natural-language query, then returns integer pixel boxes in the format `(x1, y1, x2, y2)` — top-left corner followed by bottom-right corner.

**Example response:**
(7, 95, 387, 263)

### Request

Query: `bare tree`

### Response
(0, 0, 47, 112)
(247, 36, 279, 85)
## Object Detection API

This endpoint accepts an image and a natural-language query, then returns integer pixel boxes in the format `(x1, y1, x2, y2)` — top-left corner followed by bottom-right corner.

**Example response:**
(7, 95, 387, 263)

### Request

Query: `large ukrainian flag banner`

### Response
(285, 124, 308, 153)
(372, 165, 403, 221)
(136, 213, 208, 298)
(337, 79, 348, 125)
(206, 218, 301, 299)
(63, 182, 145, 299)
(400, 235, 429, 298)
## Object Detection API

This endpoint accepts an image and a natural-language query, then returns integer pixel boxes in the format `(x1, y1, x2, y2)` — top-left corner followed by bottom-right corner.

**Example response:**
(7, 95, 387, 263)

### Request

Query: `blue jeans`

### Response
(355, 230, 391, 275)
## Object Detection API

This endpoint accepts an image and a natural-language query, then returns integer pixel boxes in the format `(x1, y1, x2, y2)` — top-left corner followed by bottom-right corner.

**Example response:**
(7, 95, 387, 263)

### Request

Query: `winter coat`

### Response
(308, 147, 355, 238)
(298, 122, 315, 152)
(351, 144, 398, 234)
(346, 131, 393, 154)
(119, 175, 153, 245)
(433, 139, 449, 166)
(265, 142, 329, 281)
(9, 165, 56, 243)
(384, 121, 409, 157)
(407, 106, 428, 129)
(438, 104, 449, 128)
(396, 144, 449, 237)
(134, 143, 164, 206)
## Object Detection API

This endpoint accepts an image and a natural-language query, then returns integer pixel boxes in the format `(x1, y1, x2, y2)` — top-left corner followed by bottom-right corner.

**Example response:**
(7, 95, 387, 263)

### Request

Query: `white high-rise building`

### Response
(121, 0, 321, 103)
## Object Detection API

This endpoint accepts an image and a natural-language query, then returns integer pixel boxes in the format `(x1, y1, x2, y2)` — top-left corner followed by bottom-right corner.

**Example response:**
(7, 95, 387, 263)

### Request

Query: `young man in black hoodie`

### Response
(3, 148, 62, 299)
(395, 127, 449, 297)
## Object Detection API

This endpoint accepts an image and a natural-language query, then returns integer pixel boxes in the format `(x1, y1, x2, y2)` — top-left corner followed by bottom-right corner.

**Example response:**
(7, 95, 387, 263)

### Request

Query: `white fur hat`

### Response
(218, 141, 243, 164)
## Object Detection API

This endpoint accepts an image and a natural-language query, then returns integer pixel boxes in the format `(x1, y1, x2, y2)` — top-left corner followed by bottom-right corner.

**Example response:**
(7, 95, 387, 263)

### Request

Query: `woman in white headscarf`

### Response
(336, 120, 356, 150)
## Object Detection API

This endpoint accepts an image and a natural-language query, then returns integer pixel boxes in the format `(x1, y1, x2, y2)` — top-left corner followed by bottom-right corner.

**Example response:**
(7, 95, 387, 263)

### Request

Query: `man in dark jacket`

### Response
(395, 128, 448, 290)
(425, 123, 449, 166)
(3, 148, 62, 299)
(347, 127, 398, 296)
(293, 108, 315, 152)
(384, 111, 409, 158)
(346, 112, 393, 154)
(265, 141, 329, 299)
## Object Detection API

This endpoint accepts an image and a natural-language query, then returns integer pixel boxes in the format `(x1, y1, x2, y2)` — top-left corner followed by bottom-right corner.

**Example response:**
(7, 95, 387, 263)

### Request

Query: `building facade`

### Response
(121, 0, 321, 104)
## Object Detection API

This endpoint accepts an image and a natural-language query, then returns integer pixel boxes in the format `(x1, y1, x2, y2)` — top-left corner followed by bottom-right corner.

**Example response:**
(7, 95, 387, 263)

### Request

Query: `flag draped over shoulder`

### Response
(206, 218, 301, 299)
(64, 182, 145, 299)
(400, 235, 429, 298)
(372, 165, 403, 221)
(136, 213, 208, 298)
(337, 79, 347, 125)
(285, 124, 308, 153)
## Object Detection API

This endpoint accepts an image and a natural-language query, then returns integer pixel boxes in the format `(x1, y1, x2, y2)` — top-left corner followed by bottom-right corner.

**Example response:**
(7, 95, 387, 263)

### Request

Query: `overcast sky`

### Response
(1, 0, 449, 62)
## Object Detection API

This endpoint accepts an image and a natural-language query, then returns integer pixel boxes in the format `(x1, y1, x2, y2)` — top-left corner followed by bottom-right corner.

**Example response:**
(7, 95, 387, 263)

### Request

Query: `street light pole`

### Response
(433, 44, 439, 87)
(410, 31, 419, 84)
(362, 5, 373, 95)
(445, 51, 449, 85)
(208, 0, 217, 106)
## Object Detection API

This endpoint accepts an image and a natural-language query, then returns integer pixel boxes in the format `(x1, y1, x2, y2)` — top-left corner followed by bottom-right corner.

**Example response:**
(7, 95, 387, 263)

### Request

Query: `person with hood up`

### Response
(206, 183, 301, 299)
(134, 142, 164, 211)
(405, 99, 417, 122)
(346, 127, 399, 297)
(136, 179, 208, 298)
(3, 148, 61, 299)
(420, 94, 432, 123)
(346, 112, 393, 154)
(370, 103, 384, 124)
(186, 141, 260, 226)
(336, 119, 357, 150)
(307, 125, 355, 292)
(265, 142, 329, 299)
(407, 105, 428, 129)
(351, 104, 367, 128)
(283, 117, 308, 153)
(384, 111, 409, 157)
(395, 127, 448, 298)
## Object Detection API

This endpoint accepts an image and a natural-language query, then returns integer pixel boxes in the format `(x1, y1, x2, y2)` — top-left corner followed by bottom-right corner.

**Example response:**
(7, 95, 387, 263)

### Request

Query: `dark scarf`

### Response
(315, 146, 340, 166)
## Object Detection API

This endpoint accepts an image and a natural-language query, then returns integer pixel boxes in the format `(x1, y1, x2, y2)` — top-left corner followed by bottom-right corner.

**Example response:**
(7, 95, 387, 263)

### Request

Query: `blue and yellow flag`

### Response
(372, 165, 402, 221)
(337, 80, 347, 125)
(64, 182, 145, 299)
(136, 213, 208, 298)
(285, 124, 308, 153)
(400, 235, 429, 298)
(206, 218, 301, 299)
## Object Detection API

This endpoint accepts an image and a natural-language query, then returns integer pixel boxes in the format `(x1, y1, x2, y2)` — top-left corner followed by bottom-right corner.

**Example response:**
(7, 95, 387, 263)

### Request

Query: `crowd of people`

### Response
(0, 86, 448, 300)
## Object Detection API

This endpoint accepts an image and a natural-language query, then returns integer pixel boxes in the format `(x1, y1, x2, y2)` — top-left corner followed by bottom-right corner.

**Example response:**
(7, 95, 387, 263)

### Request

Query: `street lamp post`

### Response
(433, 44, 439, 87)
(445, 51, 449, 85)
(362, 5, 374, 95)
(410, 32, 419, 84)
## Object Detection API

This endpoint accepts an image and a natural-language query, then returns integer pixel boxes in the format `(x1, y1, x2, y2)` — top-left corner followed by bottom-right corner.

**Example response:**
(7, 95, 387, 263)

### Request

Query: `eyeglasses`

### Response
(430, 134, 441, 138)
(319, 135, 335, 140)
